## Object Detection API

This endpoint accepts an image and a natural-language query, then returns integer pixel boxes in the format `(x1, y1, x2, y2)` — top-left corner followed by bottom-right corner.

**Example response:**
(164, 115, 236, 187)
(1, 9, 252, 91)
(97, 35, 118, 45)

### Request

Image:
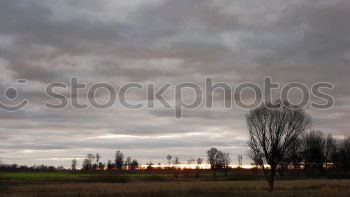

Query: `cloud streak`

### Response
(0, 0, 349, 167)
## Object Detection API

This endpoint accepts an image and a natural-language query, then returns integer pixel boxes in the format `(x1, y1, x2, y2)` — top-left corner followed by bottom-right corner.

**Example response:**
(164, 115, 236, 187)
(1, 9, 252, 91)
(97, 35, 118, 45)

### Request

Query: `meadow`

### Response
(1, 172, 349, 197)
(2, 179, 350, 197)
(0, 172, 87, 179)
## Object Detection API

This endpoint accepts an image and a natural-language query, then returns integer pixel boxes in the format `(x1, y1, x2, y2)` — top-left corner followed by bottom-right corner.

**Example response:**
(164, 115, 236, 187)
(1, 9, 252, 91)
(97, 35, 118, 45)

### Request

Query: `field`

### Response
(1, 172, 350, 197)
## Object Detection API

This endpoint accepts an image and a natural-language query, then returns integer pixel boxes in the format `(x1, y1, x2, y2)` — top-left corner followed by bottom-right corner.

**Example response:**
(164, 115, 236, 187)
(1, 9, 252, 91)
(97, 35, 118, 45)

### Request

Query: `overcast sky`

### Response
(0, 0, 349, 167)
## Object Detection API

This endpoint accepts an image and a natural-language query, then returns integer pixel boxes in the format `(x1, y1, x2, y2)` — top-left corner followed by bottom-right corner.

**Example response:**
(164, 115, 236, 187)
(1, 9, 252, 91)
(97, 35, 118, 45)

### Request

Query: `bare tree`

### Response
(82, 153, 95, 171)
(107, 160, 113, 171)
(339, 137, 350, 168)
(223, 153, 231, 177)
(71, 159, 77, 171)
(87, 153, 95, 163)
(206, 147, 224, 177)
(95, 153, 101, 165)
(302, 130, 325, 168)
(92, 163, 98, 171)
(325, 134, 336, 169)
(174, 157, 180, 165)
(82, 159, 91, 171)
(238, 155, 243, 168)
(146, 162, 154, 170)
(285, 137, 303, 171)
(130, 159, 139, 170)
(197, 157, 203, 168)
(125, 156, 132, 170)
(98, 162, 105, 171)
(166, 155, 172, 167)
(115, 151, 124, 170)
(246, 101, 311, 191)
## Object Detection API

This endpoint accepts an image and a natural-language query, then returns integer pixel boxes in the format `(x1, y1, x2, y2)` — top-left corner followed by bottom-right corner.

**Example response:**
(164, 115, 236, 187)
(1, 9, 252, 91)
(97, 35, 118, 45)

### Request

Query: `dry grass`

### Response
(2, 179, 350, 197)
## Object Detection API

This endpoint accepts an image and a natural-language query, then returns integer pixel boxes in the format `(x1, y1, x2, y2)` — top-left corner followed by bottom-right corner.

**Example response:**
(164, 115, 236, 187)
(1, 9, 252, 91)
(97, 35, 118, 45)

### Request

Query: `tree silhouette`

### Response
(130, 159, 139, 170)
(246, 101, 311, 191)
(98, 162, 105, 170)
(82, 159, 91, 171)
(95, 153, 101, 165)
(339, 137, 350, 168)
(223, 153, 231, 177)
(325, 134, 336, 169)
(302, 130, 325, 168)
(125, 156, 132, 170)
(87, 153, 95, 164)
(166, 155, 172, 167)
(285, 137, 303, 171)
(82, 153, 96, 171)
(174, 157, 180, 165)
(115, 151, 124, 170)
(197, 158, 203, 168)
(206, 147, 224, 177)
(71, 159, 77, 171)
(107, 160, 113, 171)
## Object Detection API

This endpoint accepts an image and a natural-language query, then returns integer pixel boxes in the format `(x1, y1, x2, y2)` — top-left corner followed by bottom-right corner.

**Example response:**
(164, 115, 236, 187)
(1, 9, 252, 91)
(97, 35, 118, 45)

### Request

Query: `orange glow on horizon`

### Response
(139, 164, 253, 169)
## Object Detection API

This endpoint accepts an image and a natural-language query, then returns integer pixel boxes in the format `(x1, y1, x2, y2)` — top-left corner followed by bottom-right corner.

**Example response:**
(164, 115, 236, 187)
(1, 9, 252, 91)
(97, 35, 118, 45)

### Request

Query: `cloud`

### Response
(0, 0, 349, 167)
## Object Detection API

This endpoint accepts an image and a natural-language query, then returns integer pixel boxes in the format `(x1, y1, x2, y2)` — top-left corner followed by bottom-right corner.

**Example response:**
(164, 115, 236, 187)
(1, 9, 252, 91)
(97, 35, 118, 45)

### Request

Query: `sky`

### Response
(0, 0, 349, 168)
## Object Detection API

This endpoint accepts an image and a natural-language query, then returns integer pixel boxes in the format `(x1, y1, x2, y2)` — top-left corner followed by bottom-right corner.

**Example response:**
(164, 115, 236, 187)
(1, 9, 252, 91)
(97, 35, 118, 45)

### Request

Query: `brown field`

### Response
(1, 179, 350, 197)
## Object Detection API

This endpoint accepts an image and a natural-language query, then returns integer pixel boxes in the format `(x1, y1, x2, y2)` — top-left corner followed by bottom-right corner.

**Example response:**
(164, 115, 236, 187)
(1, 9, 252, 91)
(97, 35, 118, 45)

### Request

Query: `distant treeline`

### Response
(280, 130, 350, 169)
(0, 164, 66, 172)
(1, 131, 349, 174)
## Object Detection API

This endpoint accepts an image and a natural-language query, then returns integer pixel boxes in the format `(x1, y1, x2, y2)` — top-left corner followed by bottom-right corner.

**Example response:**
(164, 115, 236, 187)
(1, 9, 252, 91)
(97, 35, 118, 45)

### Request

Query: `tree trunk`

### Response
(267, 166, 276, 192)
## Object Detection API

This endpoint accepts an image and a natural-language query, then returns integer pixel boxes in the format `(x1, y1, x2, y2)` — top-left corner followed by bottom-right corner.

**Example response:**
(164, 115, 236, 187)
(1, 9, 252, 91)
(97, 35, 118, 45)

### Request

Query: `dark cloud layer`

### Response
(0, 0, 349, 167)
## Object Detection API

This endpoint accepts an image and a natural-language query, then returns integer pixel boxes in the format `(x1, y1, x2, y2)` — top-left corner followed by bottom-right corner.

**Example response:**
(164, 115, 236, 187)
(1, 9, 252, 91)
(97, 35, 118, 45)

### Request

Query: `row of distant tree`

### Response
(1, 132, 348, 173)
(284, 130, 350, 169)
(0, 163, 66, 172)
(0, 147, 227, 172)
(1, 132, 349, 173)
(76, 131, 350, 172)
(76, 151, 140, 171)
(77, 148, 232, 173)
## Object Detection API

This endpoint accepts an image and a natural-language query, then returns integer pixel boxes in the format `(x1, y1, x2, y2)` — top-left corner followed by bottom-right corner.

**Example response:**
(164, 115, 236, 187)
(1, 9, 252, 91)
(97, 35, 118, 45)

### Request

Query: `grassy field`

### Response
(1, 175, 350, 197)
(0, 172, 193, 180)
(0, 172, 88, 179)
(1, 179, 350, 197)
(1, 171, 349, 196)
